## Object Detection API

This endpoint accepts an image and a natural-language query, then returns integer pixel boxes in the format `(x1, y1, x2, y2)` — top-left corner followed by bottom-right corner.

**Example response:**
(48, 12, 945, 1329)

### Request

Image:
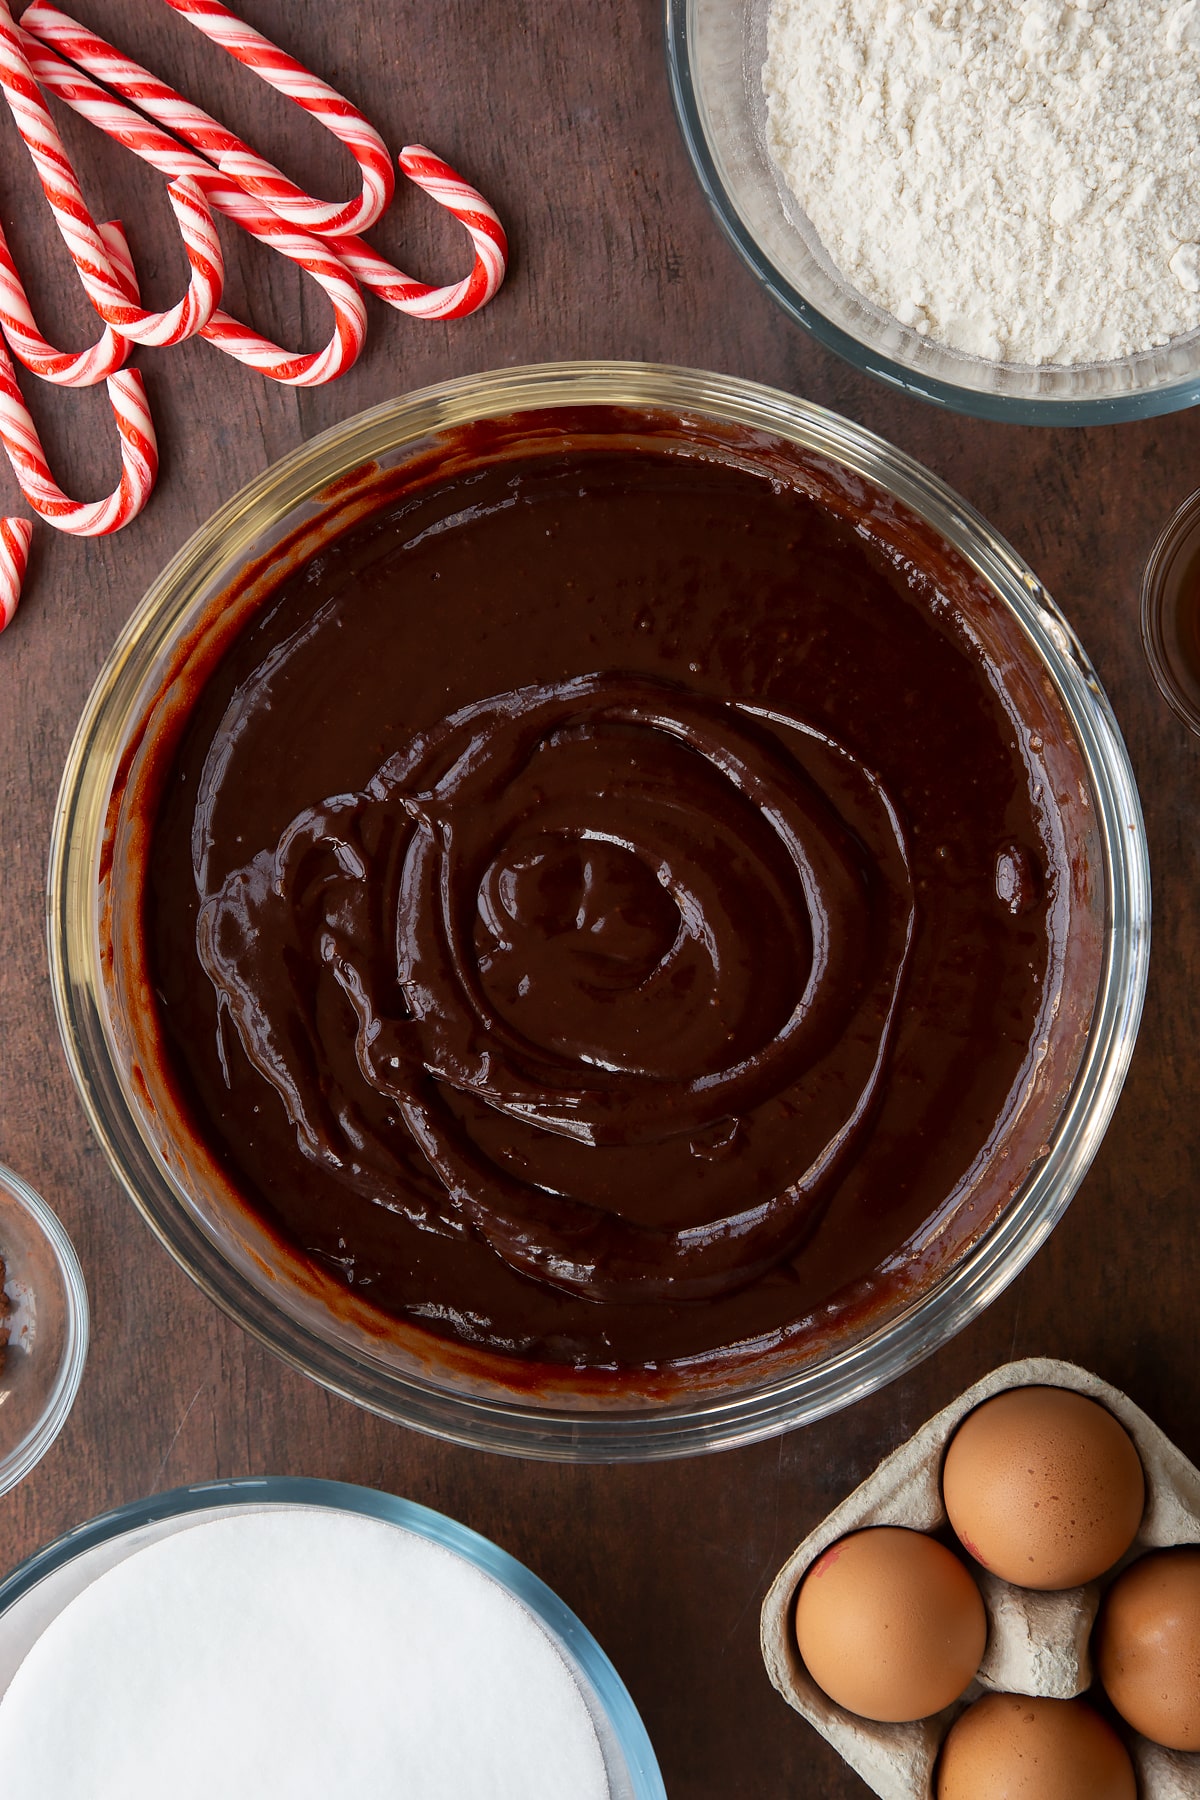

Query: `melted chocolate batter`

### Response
(141, 421, 1080, 1373)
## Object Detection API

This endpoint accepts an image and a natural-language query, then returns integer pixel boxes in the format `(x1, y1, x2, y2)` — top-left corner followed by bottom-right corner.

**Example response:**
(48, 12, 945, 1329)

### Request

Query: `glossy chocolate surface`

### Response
(141, 420, 1082, 1372)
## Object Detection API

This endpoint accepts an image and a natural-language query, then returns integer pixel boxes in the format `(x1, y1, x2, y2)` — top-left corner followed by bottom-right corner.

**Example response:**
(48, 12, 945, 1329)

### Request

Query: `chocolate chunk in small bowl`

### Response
(0, 1165, 88, 1496)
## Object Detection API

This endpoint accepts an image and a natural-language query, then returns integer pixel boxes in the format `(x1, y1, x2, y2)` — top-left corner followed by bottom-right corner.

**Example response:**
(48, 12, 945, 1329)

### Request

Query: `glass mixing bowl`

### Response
(48, 362, 1150, 1459)
(1141, 487, 1200, 736)
(0, 1165, 89, 1498)
(665, 0, 1200, 424)
(0, 1476, 666, 1799)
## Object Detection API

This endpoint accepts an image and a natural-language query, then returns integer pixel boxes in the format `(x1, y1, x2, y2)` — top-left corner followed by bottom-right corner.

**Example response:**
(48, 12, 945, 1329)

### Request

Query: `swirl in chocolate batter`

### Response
(198, 673, 913, 1302)
(137, 426, 1088, 1375)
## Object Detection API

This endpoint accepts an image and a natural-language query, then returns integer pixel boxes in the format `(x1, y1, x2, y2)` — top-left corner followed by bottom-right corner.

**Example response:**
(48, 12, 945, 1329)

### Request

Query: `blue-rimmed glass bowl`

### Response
(666, 0, 1200, 424)
(0, 1476, 665, 1799)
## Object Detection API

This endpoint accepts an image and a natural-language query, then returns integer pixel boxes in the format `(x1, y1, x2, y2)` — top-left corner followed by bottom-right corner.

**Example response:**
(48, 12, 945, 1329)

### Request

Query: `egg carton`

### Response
(760, 1357, 1200, 1799)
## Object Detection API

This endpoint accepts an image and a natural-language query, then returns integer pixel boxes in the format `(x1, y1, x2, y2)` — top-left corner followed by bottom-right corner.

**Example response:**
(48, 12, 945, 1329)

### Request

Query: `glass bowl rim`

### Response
(664, 0, 1200, 426)
(0, 1163, 89, 1499)
(0, 1473, 666, 1799)
(47, 359, 1151, 1461)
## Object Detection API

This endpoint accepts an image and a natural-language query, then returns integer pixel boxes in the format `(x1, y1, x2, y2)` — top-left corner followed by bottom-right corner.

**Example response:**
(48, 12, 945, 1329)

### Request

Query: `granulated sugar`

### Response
(0, 1508, 611, 1800)
(763, 0, 1200, 366)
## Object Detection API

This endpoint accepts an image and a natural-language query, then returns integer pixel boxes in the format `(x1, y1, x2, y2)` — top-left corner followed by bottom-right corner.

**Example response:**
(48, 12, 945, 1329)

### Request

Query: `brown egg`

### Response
(793, 1526, 986, 1723)
(936, 1694, 1137, 1799)
(942, 1386, 1144, 1588)
(1096, 1545, 1200, 1749)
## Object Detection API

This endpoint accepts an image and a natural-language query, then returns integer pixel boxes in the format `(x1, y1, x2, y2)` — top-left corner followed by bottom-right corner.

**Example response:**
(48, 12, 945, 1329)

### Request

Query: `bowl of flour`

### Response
(666, 0, 1200, 421)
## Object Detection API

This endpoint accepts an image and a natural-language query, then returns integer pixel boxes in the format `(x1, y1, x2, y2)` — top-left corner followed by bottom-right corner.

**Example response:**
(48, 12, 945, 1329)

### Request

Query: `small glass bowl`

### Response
(665, 0, 1200, 424)
(0, 1477, 666, 1799)
(48, 363, 1150, 1460)
(0, 1166, 89, 1497)
(1141, 489, 1200, 735)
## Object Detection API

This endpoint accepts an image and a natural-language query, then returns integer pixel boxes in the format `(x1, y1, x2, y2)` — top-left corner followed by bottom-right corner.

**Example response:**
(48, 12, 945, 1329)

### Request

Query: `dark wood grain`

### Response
(0, 4, 1195, 1794)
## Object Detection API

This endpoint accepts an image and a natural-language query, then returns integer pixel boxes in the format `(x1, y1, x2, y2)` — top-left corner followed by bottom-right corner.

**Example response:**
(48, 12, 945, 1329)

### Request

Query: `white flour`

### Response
(763, 0, 1200, 365)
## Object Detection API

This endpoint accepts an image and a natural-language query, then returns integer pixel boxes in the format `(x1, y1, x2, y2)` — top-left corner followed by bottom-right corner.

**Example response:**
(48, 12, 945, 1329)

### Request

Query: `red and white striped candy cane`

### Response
(17, 19, 368, 385)
(0, 3, 223, 346)
(22, 5, 507, 323)
(155, 0, 393, 237)
(0, 216, 136, 385)
(98, 219, 140, 303)
(332, 147, 508, 321)
(0, 514, 31, 628)
(0, 339, 157, 534)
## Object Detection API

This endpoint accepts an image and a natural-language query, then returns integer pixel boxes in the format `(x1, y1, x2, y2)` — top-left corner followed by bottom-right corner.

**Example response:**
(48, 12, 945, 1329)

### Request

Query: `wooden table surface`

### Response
(0, 3, 1194, 1794)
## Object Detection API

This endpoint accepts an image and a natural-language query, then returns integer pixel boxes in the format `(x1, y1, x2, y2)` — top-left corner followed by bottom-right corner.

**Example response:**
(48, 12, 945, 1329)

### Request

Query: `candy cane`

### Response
(17, 19, 368, 385)
(0, 5, 223, 347)
(140, 0, 394, 237)
(98, 219, 140, 304)
(0, 341, 157, 534)
(0, 215, 135, 385)
(333, 147, 508, 320)
(0, 515, 31, 628)
(22, 5, 507, 321)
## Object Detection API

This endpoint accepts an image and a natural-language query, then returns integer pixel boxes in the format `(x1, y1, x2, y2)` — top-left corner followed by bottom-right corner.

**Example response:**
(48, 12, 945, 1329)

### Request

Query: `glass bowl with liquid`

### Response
(0, 1165, 89, 1497)
(48, 363, 1150, 1459)
(1141, 489, 1200, 734)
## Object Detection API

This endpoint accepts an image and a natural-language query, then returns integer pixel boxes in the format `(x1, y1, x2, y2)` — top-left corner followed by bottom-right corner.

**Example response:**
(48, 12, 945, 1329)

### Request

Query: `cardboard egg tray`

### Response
(760, 1357, 1200, 1798)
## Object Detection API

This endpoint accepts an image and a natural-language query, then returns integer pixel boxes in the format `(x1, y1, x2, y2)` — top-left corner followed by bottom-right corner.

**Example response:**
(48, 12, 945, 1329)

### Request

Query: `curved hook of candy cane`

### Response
(0, 337, 157, 535)
(0, 213, 134, 386)
(16, 20, 369, 386)
(0, 8, 223, 346)
(98, 219, 140, 303)
(154, 0, 393, 236)
(101, 176, 225, 347)
(330, 147, 509, 323)
(22, 0, 391, 240)
(0, 514, 32, 629)
(199, 228, 366, 386)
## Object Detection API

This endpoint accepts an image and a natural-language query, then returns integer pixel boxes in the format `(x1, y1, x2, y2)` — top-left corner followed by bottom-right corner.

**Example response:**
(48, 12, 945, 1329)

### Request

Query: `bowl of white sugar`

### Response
(0, 1478, 665, 1800)
(666, 0, 1200, 421)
